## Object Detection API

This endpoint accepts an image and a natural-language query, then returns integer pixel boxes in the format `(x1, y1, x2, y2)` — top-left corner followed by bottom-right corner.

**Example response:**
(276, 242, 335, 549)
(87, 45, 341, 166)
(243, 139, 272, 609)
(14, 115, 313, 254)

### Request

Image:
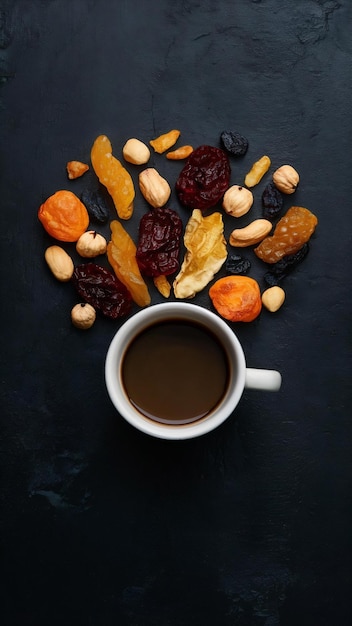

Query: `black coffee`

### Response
(121, 319, 230, 425)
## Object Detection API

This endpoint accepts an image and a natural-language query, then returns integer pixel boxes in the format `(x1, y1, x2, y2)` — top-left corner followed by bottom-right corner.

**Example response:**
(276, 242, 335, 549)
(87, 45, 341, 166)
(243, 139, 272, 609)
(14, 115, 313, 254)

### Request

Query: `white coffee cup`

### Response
(105, 302, 281, 440)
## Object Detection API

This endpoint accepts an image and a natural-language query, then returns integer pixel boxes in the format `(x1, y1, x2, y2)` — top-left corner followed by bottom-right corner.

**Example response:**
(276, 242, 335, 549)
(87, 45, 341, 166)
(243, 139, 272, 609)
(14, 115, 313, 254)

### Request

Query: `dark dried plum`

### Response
(262, 182, 284, 219)
(175, 145, 231, 211)
(81, 189, 110, 224)
(264, 243, 309, 286)
(225, 254, 251, 275)
(220, 131, 249, 156)
(136, 207, 183, 277)
(72, 263, 132, 318)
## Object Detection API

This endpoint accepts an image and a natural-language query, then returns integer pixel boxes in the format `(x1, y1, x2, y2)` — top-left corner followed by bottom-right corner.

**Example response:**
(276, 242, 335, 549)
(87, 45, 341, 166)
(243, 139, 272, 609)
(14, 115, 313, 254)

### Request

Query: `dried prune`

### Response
(175, 145, 231, 212)
(220, 131, 249, 156)
(264, 243, 309, 286)
(81, 189, 110, 224)
(136, 207, 182, 277)
(262, 182, 284, 219)
(72, 263, 132, 319)
(225, 254, 251, 275)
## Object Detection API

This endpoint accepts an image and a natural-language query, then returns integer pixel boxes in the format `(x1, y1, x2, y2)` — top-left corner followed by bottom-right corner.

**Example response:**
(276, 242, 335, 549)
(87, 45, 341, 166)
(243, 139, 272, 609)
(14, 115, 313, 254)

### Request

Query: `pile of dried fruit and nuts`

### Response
(38, 129, 318, 329)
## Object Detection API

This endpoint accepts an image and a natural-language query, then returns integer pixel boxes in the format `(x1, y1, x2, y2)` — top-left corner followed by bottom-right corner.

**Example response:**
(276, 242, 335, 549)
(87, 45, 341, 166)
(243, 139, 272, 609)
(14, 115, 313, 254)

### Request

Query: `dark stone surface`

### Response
(1, 1, 351, 624)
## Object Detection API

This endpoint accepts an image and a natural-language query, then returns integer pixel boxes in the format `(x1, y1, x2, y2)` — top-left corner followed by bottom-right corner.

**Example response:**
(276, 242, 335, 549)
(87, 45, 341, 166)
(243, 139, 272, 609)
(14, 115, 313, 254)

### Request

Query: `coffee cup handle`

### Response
(245, 368, 282, 392)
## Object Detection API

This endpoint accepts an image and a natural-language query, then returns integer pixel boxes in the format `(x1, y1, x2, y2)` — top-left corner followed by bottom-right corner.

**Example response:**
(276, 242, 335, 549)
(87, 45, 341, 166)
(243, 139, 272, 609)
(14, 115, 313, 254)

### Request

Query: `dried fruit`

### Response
(91, 134, 135, 220)
(220, 131, 249, 156)
(264, 243, 309, 286)
(254, 206, 318, 263)
(66, 160, 89, 179)
(244, 155, 271, 188)
(173, 209, 227, 299)
(44, 245, 74, 282)
(153, 275, 171, 298)
(209, 276, 262, 322)
(150, 129, 180, 153)
(166, 145, 193, 160)
(229, 219, 272, 247)
(107, 220, 151, 307)
(261, 286, 285, 312)
(222, 185, 253, 217)
(38, 190, 89, 242)
(225, 254, 251, 275)
(138, 168, 171, 208)
(136, 207, 182, 277)
(176, 145, 231, 212)
(72, 263, 132, 319)
(272, 165, 299, 194)
(71, 303, 96, 329)
(122, 138, 150, 165)
(76, 230, 107, 258)
(81, 189, 110, 224)
(262, 181, 284, 219)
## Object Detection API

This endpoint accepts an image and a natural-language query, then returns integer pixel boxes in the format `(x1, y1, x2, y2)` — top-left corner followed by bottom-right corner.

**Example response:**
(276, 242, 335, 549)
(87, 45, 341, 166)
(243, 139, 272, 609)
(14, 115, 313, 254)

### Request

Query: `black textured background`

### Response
(1, 1, 351, 625)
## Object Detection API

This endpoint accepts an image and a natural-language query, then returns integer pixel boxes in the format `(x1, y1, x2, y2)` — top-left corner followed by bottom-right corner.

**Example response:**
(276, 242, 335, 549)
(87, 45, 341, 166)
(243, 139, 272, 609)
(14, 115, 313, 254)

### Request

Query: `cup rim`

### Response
(105, 302, 246, 440)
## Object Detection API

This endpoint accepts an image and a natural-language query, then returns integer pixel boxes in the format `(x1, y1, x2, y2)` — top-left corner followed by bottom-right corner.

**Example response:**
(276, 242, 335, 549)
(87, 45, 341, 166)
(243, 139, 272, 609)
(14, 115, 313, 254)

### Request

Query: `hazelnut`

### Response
(122, 138, 150, 165)
(71, 303, 96, 329)
(76, 230, 107, 258)
(262, 286, 285, 312)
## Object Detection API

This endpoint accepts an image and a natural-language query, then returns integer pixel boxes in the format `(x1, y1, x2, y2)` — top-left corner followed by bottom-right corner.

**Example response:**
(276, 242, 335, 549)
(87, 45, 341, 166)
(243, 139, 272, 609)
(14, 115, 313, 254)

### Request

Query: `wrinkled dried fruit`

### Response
(220, 131, 249, 156)
(150, 129, 180, 153)
(261, 286, 285, 312)
(209, 275, 262, 322)
(254, 206, 318, 263)
(225, 254, 251, 275)
(66, 160, 89, 179)
(81, 188, 110, 224)
(264, 243, 309, 286)
(223, 185, 253, 217)
(153, 275, 171, 298)
(38, 190, 89, 242)
(173, 209, 227, 299)
(176, 145, 231, 212)
(72, 263, 132, 319)
(107, 220, 151, 307)
(245, 155, 271, 188)
(262, 181, 284, 219)
(91, 135, 135, 220)
(136, 207, 182, 277)
(166, 145, 193, 160)
(71, 302, 96, 329)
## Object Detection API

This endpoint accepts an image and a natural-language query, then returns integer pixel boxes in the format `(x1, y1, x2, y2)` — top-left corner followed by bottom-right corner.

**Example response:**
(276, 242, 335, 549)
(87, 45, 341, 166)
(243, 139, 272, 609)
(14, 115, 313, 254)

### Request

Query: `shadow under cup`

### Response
(105, 303, 247, 440)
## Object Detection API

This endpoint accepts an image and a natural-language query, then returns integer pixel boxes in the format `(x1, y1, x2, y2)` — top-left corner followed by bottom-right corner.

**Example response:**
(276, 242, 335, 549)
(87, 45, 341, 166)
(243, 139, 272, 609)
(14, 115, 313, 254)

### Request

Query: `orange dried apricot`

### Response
(150, 129, 180, 153)
(91, 135, 135, 220)
(209, 275, 262, 322)
(38, 190, 89, 242)
(254, 205, 318, 263)
(66, 160, 89, 179)
(107, 220, 151, 307)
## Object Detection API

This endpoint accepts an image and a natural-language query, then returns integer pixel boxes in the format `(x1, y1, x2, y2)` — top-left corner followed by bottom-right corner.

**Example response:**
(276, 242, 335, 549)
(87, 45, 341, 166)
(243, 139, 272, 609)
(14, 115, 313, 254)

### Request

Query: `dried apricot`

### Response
(254, 206, 318, 263)
(150, 130, 180, 153)
(38, 190, 89, 242)
(107, 220, 151, 308)
(91, 135, 135, 220)
(66, 160, 89, 179)
(209, 276, 262, 322)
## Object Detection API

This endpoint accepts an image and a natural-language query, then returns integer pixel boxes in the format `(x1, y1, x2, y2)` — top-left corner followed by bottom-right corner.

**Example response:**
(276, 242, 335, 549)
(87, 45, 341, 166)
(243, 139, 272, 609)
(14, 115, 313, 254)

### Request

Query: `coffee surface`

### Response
(122, 320, 230, 425)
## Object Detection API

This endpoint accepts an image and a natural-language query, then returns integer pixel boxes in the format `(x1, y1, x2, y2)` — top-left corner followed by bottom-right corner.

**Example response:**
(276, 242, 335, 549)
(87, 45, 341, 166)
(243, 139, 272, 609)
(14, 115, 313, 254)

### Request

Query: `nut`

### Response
(76, 230, 107, 257)
(272, 165, 299, 194)
(44, 245, 74, 281)
(138, 167, 171, 208)
(71, 303, 96, 329)
(229, 219, 272, 247)
(222, 185, 253, 217)
(262, 286, 285, 312)
(122, 138, 150, 165)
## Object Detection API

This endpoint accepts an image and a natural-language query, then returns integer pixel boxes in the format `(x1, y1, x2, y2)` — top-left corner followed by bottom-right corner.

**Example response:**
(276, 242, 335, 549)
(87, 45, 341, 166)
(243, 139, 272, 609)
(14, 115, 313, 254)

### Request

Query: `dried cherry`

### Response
(72, 263, 132, 319)
(262, 182, 284, 219)
(220, 131, 249, 156)
(264, 244, 309, 286)
(175, 145, 231, 211)
(136, 207, 182, 277)
(225, 254, 251, 275)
